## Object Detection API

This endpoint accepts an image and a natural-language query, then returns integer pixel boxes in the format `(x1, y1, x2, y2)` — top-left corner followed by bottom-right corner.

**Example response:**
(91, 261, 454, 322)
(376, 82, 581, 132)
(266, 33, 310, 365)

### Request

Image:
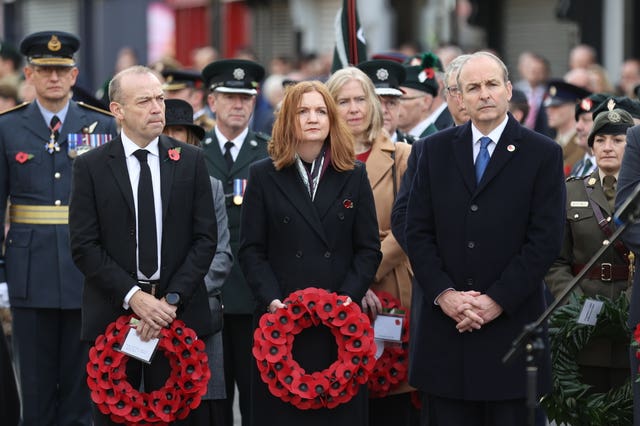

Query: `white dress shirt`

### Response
(121, 132, 163, 306)
(215, 126, 249, 161)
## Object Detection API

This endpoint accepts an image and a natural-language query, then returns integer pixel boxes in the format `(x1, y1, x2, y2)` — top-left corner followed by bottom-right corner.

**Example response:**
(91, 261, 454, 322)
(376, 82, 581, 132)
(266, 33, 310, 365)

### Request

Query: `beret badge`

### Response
(607, 111, 622, 123)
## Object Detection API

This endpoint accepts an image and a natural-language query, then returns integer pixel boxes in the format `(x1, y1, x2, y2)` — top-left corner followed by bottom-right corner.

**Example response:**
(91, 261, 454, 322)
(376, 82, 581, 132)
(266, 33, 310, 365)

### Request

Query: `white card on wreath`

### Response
(119, 328, 159, 363)
(373, 314, 403, 342)
(577, 299, 604, 326)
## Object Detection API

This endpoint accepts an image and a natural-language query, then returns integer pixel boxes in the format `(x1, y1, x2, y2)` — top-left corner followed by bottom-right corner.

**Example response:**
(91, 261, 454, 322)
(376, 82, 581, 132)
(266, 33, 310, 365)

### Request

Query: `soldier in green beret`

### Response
(545, 108, 635, 394)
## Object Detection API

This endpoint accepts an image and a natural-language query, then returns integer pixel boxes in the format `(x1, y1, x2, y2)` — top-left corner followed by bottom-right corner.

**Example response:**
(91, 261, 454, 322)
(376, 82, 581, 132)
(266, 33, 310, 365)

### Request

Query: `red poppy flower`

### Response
(343, 199, 354, 209)
(367, 290, 410, 397)
(252, 287, 375, 409)
(14, 151, 33, 164)
(86, 314, 209, 423)
(168, 147, 181, 162)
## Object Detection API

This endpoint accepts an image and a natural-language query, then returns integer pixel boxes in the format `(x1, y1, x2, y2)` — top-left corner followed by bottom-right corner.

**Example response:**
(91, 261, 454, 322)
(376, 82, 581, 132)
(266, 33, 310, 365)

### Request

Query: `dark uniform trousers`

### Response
(201, 129, 269, 426)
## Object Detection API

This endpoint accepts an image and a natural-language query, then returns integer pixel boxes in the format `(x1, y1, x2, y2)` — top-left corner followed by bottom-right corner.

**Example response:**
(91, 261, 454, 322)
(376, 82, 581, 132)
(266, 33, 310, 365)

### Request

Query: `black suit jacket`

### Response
(433, 106, 453, 130)
(238, 158, 381, 309)
(405, 115, 565, 400)
(69, 135, 217, 341)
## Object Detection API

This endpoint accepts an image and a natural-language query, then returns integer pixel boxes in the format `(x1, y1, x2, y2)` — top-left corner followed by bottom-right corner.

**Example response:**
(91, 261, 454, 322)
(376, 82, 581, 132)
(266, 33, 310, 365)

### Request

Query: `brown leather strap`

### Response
(582, 179, 630, 263)
(572, 263, 629, 281)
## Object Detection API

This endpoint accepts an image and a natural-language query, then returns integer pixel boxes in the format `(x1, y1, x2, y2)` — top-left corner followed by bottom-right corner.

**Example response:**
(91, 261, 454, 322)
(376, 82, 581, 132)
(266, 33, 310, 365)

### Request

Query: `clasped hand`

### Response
(436, 290, 503, 333)
(129, 290, 177, 341)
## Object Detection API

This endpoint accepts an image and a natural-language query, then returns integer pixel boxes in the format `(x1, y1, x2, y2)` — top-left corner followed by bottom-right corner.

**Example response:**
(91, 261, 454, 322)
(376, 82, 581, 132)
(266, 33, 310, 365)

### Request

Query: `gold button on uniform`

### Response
(54, 200, 61, 206)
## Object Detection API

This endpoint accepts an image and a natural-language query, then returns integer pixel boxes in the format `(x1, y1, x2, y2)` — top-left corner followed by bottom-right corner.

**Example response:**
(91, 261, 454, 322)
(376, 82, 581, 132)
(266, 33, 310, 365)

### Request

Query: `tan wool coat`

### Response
(364, 134, 414, 394)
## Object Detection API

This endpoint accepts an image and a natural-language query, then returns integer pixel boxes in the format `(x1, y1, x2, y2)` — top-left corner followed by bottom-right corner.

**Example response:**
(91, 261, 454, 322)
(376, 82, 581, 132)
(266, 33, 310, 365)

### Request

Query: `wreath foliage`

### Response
(541, 294, 632, 426)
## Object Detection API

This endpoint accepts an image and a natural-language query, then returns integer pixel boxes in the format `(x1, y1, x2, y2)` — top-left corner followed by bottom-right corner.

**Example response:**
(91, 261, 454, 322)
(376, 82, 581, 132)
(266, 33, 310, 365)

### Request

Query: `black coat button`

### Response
(283, 216, 290, 224)
(295, 251, 303, 258)
(324, 251, 331, 258)
(466, 278, 474, 286)
(467, 241, 475, 249)
(338, 213, 345, 220)
(470, 204, 478, 212)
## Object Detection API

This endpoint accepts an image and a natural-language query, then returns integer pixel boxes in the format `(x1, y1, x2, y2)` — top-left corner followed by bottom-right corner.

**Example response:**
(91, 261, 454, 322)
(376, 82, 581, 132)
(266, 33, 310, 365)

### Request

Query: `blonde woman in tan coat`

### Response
(327, 65, 414, 426)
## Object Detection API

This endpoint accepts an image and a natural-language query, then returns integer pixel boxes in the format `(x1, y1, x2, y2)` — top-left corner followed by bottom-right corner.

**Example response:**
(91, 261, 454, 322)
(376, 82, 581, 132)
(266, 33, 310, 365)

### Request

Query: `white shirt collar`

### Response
(471, 114, 509, 146)
(215, 126, 249, 148)
(425, 102, 448, 126)
(121, 130, 160, 158)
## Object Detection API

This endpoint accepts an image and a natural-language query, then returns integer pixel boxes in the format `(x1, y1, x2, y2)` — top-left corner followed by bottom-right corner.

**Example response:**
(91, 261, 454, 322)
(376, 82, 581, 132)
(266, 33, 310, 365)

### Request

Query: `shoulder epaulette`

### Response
(0, 101, 29, 115)
(566, 174, 589, 183)
(254, 131, 271, 142)
(77, 101, 114, 117)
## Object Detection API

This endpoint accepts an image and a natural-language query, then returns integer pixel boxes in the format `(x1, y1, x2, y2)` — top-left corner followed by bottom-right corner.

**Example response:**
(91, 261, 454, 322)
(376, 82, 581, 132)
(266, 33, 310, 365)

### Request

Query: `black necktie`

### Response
(224, 141, 234, 170)
(50, 115, 61, 140)
(46, 115, 62, 153)
(133, 149, 158, 278)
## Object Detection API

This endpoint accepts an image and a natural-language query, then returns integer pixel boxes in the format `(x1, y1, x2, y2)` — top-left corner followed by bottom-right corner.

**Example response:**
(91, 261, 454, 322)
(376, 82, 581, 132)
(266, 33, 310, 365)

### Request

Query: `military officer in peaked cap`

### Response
(200, 58, 268, 426)
(569, 93, 609, 177)
(0, 30, 117, 425)
(358, 59, 415, 144)
(544, 79, 592, 174)
(162, 68, 216, 132)
(546, 108, 634, 394)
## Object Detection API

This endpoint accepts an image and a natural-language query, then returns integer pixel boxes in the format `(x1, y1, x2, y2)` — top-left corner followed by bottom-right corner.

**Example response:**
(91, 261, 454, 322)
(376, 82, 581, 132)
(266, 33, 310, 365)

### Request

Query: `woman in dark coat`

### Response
(238, 81, 381, 426)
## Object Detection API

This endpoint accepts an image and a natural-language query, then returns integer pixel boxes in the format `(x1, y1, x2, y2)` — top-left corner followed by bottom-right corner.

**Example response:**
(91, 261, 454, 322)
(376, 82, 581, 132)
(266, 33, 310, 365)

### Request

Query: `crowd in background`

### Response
(4, 30, 640, 426)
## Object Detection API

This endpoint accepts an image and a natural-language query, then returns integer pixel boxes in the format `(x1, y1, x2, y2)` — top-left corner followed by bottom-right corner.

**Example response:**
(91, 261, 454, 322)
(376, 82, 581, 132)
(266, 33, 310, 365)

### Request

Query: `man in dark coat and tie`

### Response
(69, 66, 217, 425)
(200, 59, 269, 426)
(404, 52, 566, 425)
(615, 102, 640, 426)
(0, 30, 117, 425)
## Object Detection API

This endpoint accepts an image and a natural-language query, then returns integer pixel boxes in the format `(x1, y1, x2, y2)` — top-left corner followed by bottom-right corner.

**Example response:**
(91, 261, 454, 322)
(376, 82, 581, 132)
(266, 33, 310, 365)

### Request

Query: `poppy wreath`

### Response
(540, 294, 632, 426)
(367, 290, 410, 398)
(86, 314, 210, 424)
(252, 287, 376, 409)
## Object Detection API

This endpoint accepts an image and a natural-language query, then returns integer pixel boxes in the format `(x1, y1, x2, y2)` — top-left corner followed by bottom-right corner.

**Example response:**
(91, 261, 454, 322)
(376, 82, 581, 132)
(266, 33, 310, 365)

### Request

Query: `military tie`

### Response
(46, 115, 62, 154)
(475, 137, 492, 183)
(603, 175, 616, 212)
(224, 141, 234, 170)
(133, 149, 158, 278)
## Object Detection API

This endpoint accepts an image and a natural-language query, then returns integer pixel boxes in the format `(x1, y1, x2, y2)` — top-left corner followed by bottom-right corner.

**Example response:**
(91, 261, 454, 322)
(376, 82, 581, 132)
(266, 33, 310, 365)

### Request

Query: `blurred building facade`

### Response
(0, 0, 637, 95)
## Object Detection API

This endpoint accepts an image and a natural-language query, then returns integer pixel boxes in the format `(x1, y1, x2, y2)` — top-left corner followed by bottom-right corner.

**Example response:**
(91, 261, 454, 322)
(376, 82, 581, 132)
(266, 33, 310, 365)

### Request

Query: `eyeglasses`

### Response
(33, 66, 74, 77)
(399, 95, 426, 102)
(446, 86, 460, 96)
(380, 97, 400, 108)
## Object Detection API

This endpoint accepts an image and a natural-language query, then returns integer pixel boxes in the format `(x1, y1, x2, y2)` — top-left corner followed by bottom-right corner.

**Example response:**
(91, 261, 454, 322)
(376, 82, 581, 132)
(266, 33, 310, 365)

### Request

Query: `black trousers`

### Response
(0, 331, 19, 426)
(423, 394, 545, 426)
(369, 393, 411, 426)
(222, 314, 253, 426)
(12, 308, 91, 426)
